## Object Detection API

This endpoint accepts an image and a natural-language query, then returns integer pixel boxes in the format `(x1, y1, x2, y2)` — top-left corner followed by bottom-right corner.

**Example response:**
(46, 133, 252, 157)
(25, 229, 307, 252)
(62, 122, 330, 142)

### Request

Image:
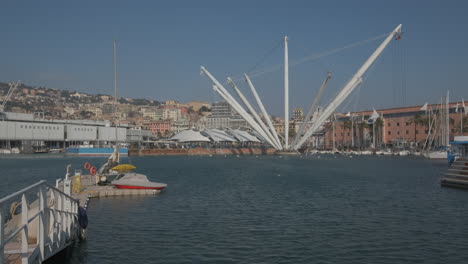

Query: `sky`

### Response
(1, 0, 468, 116)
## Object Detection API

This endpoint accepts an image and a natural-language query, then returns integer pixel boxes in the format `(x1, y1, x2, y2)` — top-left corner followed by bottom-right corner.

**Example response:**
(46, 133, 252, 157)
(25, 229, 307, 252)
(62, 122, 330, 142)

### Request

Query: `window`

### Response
(397, 131, 400, 135)
(347, 133, 350, 136)
(388, 131, 391, 135)
(416, 130, 419, 134)
(388, 123, 391, 127)
(406, 130, 409, 135)
(406, 122, 409, 126)
(20, 125, 23, 128)
(425, 130, 428, 134)
(397, 122, 400, 126)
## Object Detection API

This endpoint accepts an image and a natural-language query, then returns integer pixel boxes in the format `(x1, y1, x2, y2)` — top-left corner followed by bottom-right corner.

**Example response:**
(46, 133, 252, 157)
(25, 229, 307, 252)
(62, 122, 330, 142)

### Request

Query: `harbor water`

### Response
(1, 155, 467, 263)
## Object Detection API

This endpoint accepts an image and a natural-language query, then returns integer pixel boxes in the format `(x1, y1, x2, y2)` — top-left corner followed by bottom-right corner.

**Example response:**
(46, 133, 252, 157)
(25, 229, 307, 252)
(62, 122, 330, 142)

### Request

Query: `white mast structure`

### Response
(445, 90, 450, 146)
(244, 74, 282, 148)
(227, 77, 282, 149)
(200, 67, 280, 150)
(284, 36, 289, 149)
(114, 40, 118, 144)
(291, 72, 331, 148)
(293, 24, 402, 150)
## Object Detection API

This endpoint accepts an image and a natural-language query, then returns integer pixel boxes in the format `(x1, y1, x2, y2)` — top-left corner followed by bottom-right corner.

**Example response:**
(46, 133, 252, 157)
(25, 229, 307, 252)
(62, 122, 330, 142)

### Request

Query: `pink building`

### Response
(149, 121, 172, 135)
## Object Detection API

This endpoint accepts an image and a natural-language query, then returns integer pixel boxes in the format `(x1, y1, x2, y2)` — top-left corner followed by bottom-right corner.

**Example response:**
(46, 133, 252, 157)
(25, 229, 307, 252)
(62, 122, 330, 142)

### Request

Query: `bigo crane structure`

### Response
(201, 24, 402, 152)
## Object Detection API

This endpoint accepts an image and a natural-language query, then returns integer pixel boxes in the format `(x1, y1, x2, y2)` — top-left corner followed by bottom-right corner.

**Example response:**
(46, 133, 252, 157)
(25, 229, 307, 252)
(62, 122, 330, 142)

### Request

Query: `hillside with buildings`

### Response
(0, 82, 216, 138)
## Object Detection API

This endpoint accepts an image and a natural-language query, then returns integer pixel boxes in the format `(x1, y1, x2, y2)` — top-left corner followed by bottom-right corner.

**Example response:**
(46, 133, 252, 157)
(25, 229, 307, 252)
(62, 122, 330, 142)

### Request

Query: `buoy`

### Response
(84, 162, 91, 170)
(90, 166, 97, 175)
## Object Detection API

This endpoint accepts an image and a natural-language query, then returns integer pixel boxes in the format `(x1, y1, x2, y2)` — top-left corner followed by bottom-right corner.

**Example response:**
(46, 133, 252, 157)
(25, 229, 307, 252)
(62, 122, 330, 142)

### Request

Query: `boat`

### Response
(398, 150, 410, 156)
(112, 173, 167, 190)
(66, 146, 128, 156)
(448, 136, 468, 164)
(66, 41, 127, 157)
(423, 150, 447, 160)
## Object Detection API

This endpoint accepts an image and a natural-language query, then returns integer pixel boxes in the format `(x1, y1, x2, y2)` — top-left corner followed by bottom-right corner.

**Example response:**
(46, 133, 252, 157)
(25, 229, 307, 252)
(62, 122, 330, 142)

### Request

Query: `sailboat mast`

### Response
(114, 40, 118, 144)
(332, 114, 335, 150)
(446, 91, 450, 146)
(284, 36, 289, 149)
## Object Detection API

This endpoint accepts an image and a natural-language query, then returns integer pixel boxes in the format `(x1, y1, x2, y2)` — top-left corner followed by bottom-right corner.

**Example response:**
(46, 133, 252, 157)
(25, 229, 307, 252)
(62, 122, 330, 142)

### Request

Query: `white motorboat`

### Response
(399, 150, 410, 156)
(112, 173, 167, 190)
(423, 151, 447, 160)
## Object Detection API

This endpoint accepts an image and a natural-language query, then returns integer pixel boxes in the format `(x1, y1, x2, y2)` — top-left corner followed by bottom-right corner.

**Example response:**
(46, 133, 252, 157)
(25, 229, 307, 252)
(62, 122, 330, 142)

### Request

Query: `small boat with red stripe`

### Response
(112, 173, 167, 190)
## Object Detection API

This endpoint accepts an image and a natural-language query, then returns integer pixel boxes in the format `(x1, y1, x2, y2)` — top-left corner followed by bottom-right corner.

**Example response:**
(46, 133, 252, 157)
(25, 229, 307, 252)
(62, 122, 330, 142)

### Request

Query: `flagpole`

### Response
(332, 114, 336, 150)
(462, 110, 464, 136)
(351, 115, 354, 148)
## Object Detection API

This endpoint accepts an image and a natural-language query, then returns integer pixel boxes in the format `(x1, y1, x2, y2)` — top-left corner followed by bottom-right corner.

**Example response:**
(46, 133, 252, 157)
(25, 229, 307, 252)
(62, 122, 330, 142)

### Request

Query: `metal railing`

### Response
(0, 180, 79, 264)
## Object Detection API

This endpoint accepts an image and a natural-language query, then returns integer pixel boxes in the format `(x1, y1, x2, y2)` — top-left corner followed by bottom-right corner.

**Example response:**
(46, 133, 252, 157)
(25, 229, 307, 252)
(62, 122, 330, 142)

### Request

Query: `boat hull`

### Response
(66, 147, 128, 156)
(114, 184, 166, 190)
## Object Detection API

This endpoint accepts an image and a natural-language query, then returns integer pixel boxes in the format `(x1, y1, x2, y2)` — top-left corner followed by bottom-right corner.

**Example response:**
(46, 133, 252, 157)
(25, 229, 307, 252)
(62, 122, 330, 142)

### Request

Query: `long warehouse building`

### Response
(0, 111, 151, 152)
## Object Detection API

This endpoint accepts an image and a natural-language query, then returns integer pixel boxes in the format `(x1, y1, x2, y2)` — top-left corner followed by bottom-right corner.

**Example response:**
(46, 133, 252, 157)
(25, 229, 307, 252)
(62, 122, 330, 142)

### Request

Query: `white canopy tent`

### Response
(170, 130, 211, 142)
(228, 129, 261, 142)
(203, 129, 238, 142)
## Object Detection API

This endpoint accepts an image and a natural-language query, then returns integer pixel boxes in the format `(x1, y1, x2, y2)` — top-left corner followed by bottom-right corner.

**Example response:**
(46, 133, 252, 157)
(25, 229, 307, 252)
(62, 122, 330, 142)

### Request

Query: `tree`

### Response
(199, 106, 211, 113)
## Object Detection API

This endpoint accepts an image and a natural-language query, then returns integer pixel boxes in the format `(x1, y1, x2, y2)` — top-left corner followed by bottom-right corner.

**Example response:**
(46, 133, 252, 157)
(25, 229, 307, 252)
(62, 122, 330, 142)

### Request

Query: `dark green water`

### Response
(1, 155, 467, 264)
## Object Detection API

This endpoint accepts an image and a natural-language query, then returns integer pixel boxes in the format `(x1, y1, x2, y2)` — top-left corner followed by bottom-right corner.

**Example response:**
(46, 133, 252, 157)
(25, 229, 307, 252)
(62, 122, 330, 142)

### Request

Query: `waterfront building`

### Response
(171, 118, 190, 133)
(163, 108, 182, 121)
(0, 111, 151, 152)
(323, 102, 467, 149)
(143, 109, 163, 120)
(206, 101, 248, 129)
(293, 108, 304, 121)
(149, 120, 172, 137)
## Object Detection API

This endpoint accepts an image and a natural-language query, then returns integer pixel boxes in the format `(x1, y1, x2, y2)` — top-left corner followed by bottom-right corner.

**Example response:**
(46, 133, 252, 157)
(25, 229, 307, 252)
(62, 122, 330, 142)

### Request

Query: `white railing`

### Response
(0, 180, 79, 264)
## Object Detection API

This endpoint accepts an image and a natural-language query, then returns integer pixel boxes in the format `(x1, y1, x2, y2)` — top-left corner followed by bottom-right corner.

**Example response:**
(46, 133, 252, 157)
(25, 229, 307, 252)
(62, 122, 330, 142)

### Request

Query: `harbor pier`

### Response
(0, 168, 162, 263)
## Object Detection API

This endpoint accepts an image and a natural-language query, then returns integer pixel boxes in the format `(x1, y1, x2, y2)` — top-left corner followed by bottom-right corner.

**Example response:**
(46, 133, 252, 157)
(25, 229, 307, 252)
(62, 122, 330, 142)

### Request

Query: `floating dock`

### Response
(441, 158, 468, 189)
(69, 174, 161, 208)
(1, 169, 162, 263)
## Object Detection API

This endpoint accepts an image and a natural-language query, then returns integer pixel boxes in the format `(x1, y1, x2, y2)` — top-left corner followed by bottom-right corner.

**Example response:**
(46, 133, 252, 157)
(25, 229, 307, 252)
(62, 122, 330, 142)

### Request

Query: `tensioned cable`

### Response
(330, 38, 391, 115)
(247, 32, 390, 79)
(227, 32, 389, 83)
(246, 38, 283, 75)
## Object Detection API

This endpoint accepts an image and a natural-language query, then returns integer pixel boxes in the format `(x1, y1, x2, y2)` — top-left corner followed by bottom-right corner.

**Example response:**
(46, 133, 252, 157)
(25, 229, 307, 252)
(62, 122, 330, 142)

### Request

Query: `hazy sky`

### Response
(1, 0, 467, 116)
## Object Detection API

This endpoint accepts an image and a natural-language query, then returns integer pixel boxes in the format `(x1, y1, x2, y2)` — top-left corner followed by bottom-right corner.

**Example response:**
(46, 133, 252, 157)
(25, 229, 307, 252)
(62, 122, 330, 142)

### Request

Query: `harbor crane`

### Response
(201, 24, 402, 152)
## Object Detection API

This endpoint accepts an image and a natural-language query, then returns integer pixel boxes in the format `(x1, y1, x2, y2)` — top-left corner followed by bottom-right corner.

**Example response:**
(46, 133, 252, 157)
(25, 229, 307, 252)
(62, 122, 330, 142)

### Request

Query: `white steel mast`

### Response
(113, 40, 120, 144)
(112, 40, 120, 161)
(284, 36, 289, 149)
(244, 74, 283, 149)
(294, 24, 402, 150)
(200, 67, 280, 149)
(291, 72, 331, 149)
(446, 90, 450, 146)
(227, 77, 282, 149)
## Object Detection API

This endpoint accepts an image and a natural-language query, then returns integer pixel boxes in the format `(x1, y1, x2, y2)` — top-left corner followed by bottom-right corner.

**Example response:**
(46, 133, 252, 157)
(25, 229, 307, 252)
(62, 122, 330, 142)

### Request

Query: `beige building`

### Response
(187, 101, 211, 112)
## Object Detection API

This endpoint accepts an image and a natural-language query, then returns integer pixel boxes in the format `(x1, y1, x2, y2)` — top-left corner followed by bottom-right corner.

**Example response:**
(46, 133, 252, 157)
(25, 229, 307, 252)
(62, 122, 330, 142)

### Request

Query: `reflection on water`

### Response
(2, 155, 468, 263)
